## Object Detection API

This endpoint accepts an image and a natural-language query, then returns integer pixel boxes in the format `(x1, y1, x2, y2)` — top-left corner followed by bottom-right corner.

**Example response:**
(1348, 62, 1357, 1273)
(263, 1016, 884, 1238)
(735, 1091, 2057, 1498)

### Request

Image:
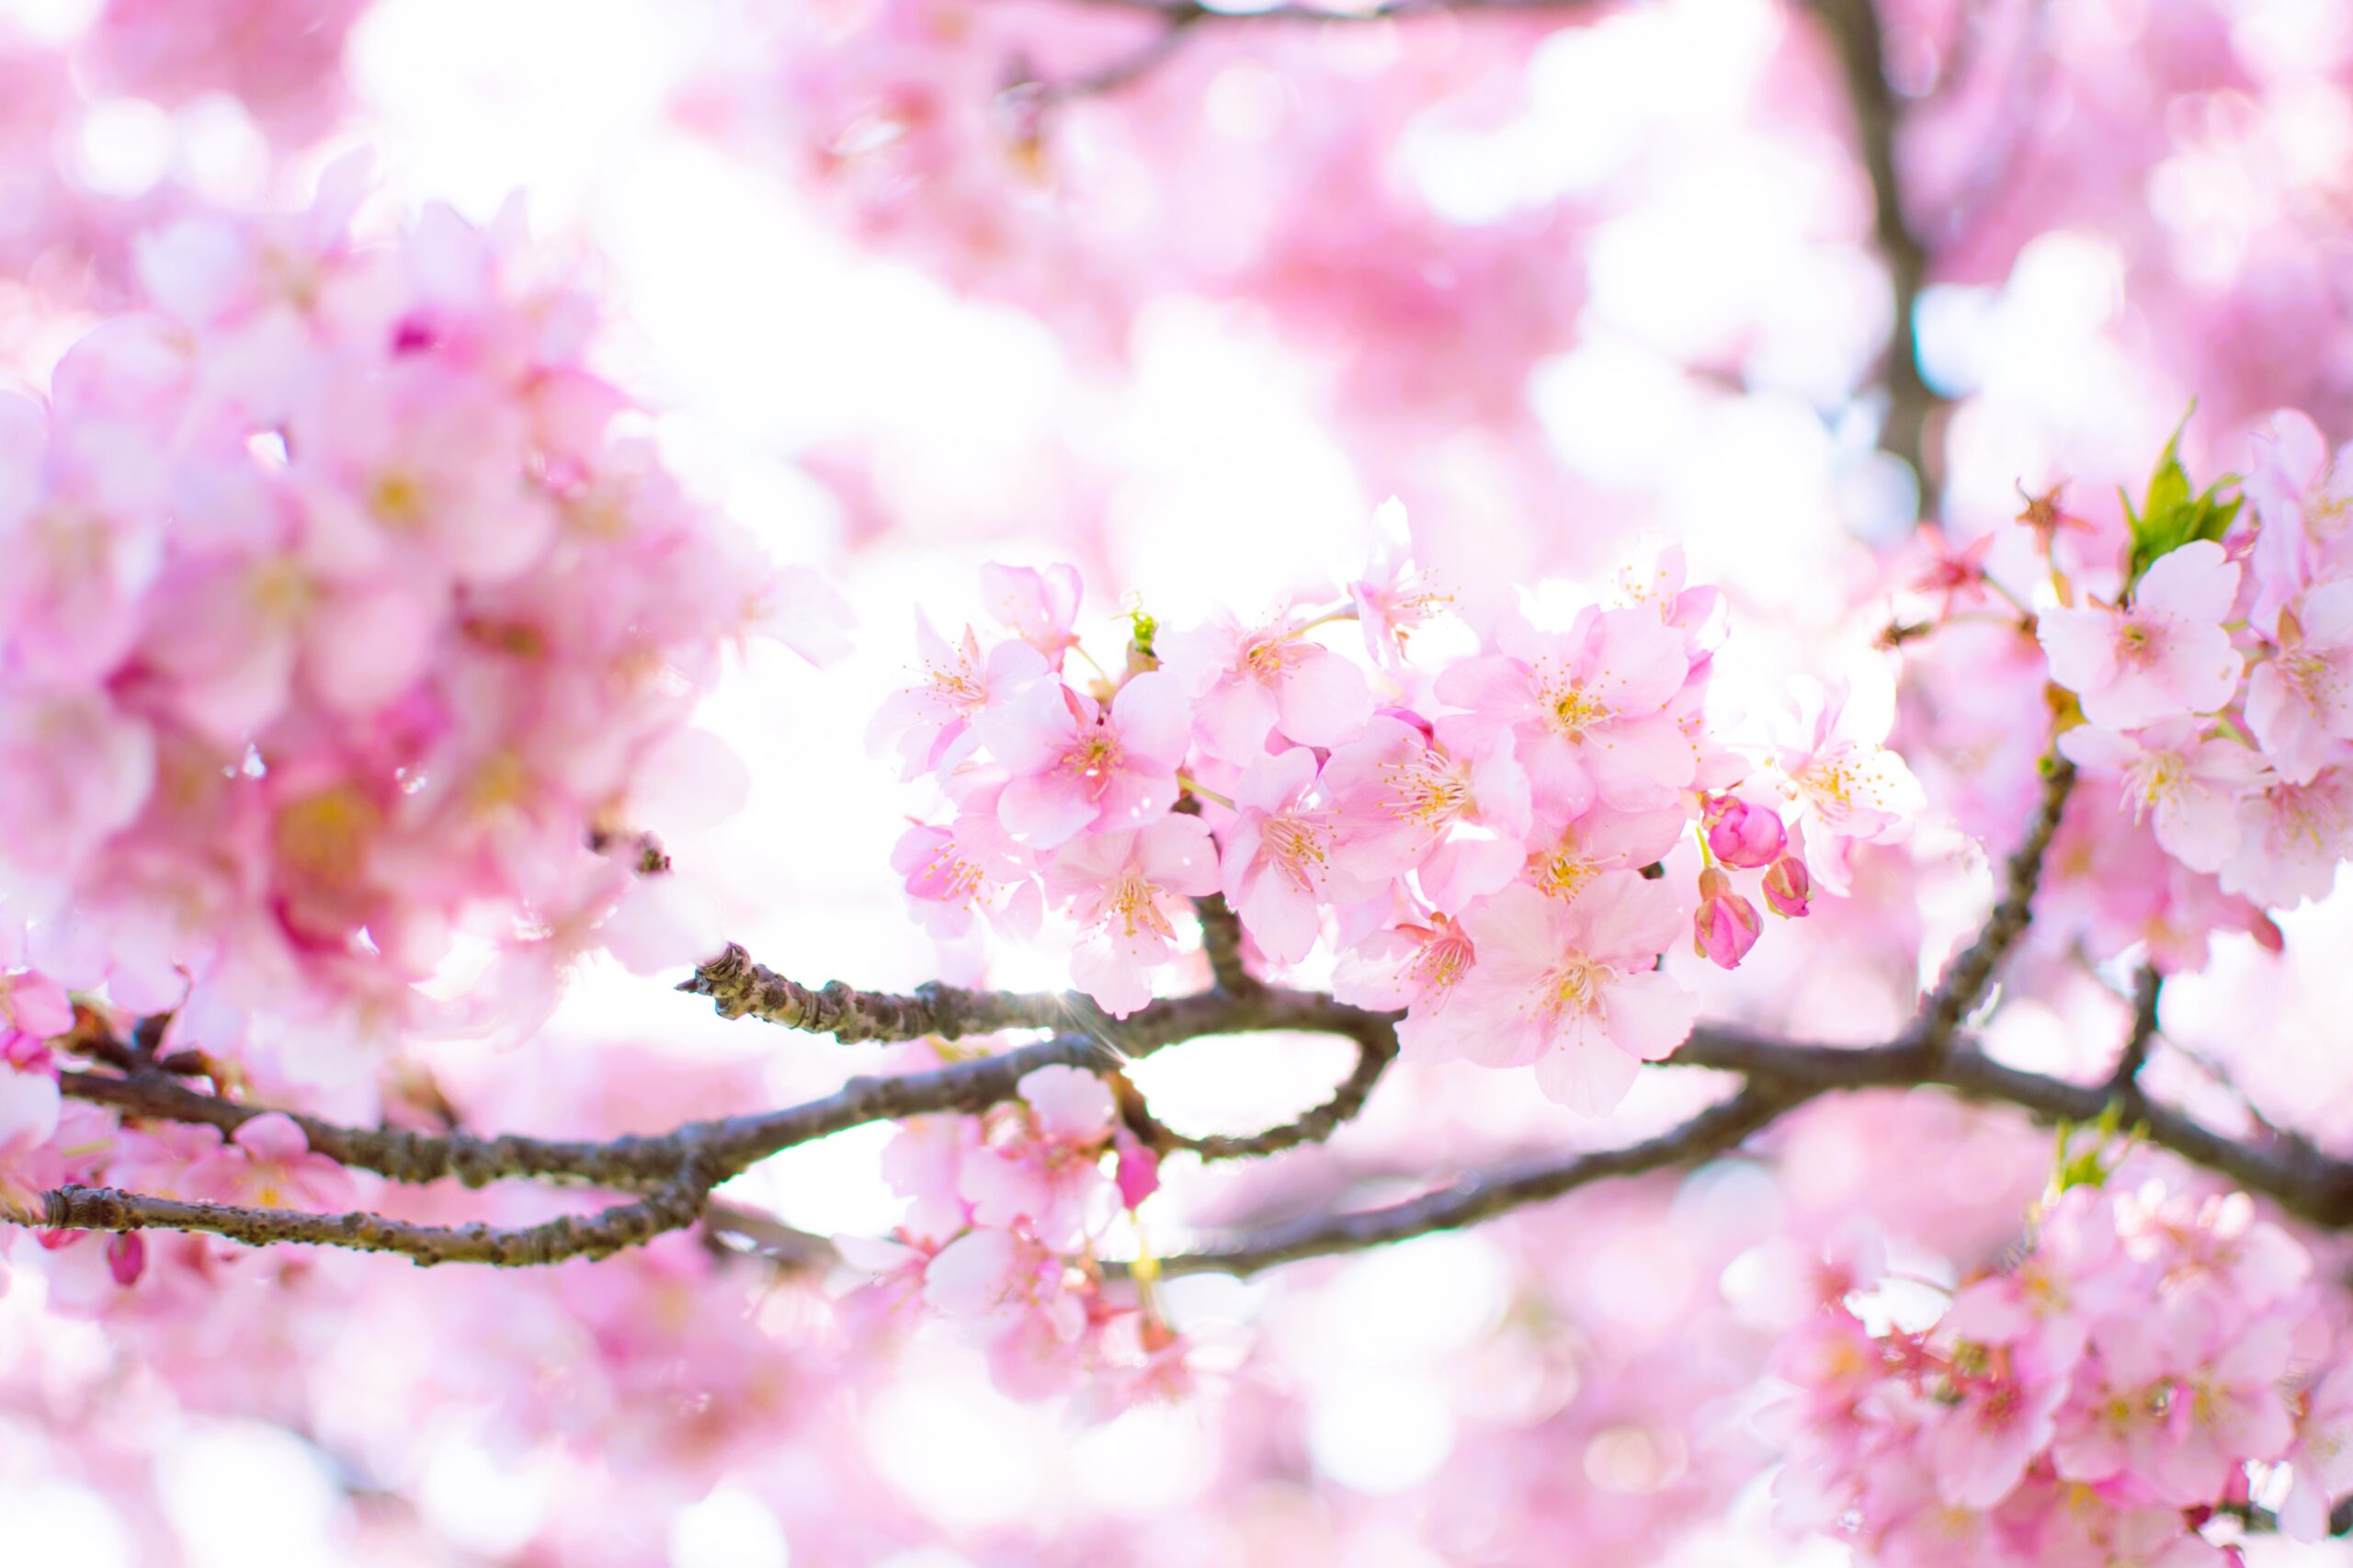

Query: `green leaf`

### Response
(2123, 405, 2244, 588)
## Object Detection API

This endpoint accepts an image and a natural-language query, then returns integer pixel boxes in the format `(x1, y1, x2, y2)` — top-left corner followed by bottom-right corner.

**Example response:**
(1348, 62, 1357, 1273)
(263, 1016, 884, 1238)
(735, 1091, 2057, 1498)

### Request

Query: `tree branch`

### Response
(2108, 964, 2162, 1095)
(1143, 1079, 1810, 1277)
(1193, 892, 1254, 995)
(1812, 0, 1943, 494)
(1153, 1012, 1398, 1161)
(39, 756, 2353, 1277)
(681, 942, 1108, 1042)
(1910, 749, 2075, 1056)
(41, 1156, 717, 1268)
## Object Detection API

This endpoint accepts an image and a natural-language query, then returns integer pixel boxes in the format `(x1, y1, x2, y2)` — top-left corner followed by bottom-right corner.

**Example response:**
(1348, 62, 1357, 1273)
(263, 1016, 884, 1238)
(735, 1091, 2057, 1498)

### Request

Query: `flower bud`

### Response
(1762, 855, 1812, 918)
(1704, 795, 1786, 869)
(1693, 868, 1762, 970)
(1113, 1128, 1162, 1210)
(108, 1233, 145, 1288)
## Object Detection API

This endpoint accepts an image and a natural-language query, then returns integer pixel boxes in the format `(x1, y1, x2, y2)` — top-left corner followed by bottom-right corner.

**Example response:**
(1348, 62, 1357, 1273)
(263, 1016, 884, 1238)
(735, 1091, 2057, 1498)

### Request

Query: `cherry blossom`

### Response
(961, 1066, 1117, 1251)
(868, 619, 1050, 779)
(1043, 814, 1219, 1016)
(2059, 720, 2271, 875)
(1441, 876, 1694, 1114)
(1216, 747, 1362, 964)
(1436, 605, 1697, 813)
(2038, 541, 2245, 731)
(2245, 582, 2353, 784)
(1159, 605, 1374, 760)
(983, 673, 1190, 848)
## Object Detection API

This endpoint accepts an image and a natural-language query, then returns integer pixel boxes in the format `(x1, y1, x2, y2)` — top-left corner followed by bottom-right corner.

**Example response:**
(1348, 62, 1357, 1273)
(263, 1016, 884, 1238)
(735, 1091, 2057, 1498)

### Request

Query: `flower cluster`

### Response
(847, 1063, 1185, 1406)
(875, 542, 1922, 1117)
(1769, 1179, 2352, 1564)
(2037, 414, 2353, 919)
(0, 164, 847, 1062)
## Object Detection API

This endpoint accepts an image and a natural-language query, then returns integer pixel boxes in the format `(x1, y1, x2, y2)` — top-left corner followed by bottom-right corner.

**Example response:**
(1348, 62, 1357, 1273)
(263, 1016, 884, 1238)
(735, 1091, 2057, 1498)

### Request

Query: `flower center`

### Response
(1066, 729, 1124, 791)
(1243, 633, 1300, 682)
(1540, 958, 1608, 1022)
(2123, 750, 2186, 817)
(924, 655, 988, 712)
(1103, 871, 1175, 942)
(2282, 648, 2343, 708)
(1261, 812, 1328, 892)
(1375, 748, 1472, 827)
(1547, 681, 1608, 739)
(1533, 841, 1598, 900)
(2114, 619, 2160, 668)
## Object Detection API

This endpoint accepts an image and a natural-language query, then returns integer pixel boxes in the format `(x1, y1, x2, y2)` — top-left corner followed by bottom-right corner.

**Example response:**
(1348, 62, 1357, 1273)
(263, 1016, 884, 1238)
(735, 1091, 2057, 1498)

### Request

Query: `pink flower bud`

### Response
(1704, 795, 1786, 869)
(108, 1233, 144, 1288)
(1693, 868, 1761, 970)
(1763, 856, 1812, 918)
(1113, 1128, 1162, 1210)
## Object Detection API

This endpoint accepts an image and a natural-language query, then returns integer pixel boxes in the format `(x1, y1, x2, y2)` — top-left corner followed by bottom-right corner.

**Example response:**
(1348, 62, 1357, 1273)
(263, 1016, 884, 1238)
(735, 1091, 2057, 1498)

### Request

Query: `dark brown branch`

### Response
(1911, 749, 2075, 1056)
(43, 1157, 717, 1268)
(1146, 1080, 1809, 1277)
(2108, 964, 2162, 1094)
(1813, 0, 1942, 494)
(58, 986, 1399, 1193)
(681, 942, 1108, 1042)
(1667, 1030, 2353, 1232)
(1159, 1013, 1398, 1161)
(1193, 892, 1254, 995)
(1009, 9, 1206, 107)
(58, 1068, 689, 1191)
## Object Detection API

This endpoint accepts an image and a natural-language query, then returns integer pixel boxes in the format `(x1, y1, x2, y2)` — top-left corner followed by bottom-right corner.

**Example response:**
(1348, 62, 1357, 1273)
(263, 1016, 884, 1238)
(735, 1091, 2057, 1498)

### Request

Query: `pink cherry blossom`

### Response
(978, 562, 1084, 661)
(1324, 714, 1531, 907)
(2038, 541, 2244, 730)
(889, 779, 1042, 942)
(1435, 605, 1696, 812)
(1521, 804, 1686, 901)
(1333, 909, 1478, 1059)
(1159, 606, 1374, 760)
(983, 674, 1190, 848)
(1043, 814, 1220, 1016)
(922, 1225, 1086, 1346)
(2222, 767, 2353, 906)
(188, 1113, 355, 1212)
(1925, 1311, 2076, 1509)
(1441, 875, 1694, 1114)
(1217, 748, 1366, 964)
(1770, 675, 1925, 875)
(2245, 410, 2353, 626)
(2058, 720, 2270, 875)
(1349, 500, 1454, 668)
(0, 1065, 61, 1221)
(2244, 580, 2353, 784)
(880, 1115, 983, 1244)
(0, 971, 74, 1050)
(869, 618, 1050, 779)
(2278, 1360, 2353, 1541)
(960, 1066, 1116, 1251)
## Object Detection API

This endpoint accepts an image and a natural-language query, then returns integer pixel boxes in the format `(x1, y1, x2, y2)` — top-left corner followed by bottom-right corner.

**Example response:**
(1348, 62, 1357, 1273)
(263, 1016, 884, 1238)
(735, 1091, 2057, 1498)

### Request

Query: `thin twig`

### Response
(1911, 748, 2075, 1057)
(2107, 964, 2162, 1096)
